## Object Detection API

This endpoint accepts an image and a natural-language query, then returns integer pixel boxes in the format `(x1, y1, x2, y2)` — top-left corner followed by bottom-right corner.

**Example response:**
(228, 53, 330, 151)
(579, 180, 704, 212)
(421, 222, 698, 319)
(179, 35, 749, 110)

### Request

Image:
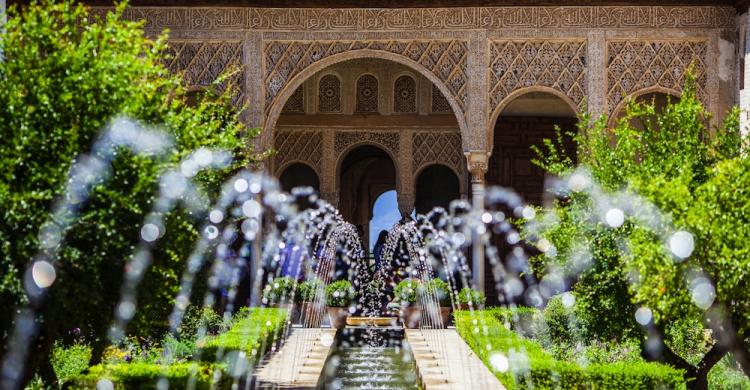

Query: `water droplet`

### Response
(242, 199, 261, 218)
(209, 209, 224, 224)
(194, 148, 213, 166)
(321, 333, 334, 347)
(204, 225, 219, 240)
(140, 223, 160, 242)
(39, 224, 62, 249)
(669, 231, 694, 259)
(117, 301, 136, 320)
(481, 213, 493, 224)
(489, 352, 509, 372)
(605, 208, 625, 228)
(32, 260, 56, 288)
(561, 292, 575, 308)
(234, 178, 249, 193)
(522, 206, 536, 220)
(96, 379, 114, 390)
(568, 172, 589, 192)
(689, 277, 715, 310)
(635, 307, 652, 326)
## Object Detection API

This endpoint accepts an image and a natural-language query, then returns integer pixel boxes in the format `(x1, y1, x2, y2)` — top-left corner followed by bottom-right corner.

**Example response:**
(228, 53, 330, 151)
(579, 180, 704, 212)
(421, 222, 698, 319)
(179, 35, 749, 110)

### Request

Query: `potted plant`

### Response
(395, 279, 421, 328)
(297, 279, 324, 327)
(262, 277, 299, 322)
(325, 280, 355, 329)
(456, 287, 486, 311)
(422, 278, 452, 327)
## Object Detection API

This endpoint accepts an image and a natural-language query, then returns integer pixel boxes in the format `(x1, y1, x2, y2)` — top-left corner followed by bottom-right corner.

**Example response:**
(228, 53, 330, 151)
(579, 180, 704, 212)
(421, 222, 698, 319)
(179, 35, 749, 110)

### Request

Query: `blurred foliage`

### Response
(529, 73, 749, 384)
(0, 0, 264, 383)
(455, 310, 686, 390)
(261, 276, 297, 305)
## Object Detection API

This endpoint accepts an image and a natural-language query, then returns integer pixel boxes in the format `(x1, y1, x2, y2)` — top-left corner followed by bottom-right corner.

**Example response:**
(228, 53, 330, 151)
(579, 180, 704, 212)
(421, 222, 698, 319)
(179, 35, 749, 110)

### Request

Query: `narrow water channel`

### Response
(320, 328, 419, 390)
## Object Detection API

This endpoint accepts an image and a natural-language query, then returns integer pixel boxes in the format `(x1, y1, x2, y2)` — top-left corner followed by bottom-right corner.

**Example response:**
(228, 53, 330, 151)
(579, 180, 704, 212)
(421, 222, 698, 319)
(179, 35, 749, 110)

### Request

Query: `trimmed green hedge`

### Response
(455, 310, 686, 390)
(72, 308, 287, 389)
(73, 362, 227, 390)
(198, 307, 288, 361)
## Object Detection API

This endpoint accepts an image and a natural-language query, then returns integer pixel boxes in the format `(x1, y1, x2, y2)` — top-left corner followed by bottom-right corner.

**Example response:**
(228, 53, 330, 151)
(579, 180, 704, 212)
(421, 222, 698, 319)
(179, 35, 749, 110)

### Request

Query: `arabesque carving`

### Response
(95, 6, 735, 31)
(490, 40, 587, 112)
(264, 40, 468, 112)
(606, 39, 708, 114)
(412, 132, 463, 174)
(273, 130, 323, 173)
(334, 131, 400, 158)
(164, 41, 245, 106)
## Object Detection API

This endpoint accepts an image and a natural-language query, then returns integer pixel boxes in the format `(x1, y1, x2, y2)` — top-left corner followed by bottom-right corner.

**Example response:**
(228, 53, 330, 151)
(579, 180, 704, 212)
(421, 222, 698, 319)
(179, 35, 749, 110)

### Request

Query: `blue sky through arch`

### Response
(369, 190, 400, 251)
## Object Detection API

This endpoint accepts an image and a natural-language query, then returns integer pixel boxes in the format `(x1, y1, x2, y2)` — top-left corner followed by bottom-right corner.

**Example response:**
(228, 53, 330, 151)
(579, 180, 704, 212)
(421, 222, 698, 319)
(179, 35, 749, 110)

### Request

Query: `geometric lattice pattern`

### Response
(431, 84, 452, 113)
(164, 41, 245, 106)
(334, 131, 400, 157)
(394, 75, 417, 113)
(265, 40, 468, 112)
(489, 40, 586, 112)
(355, 74, 379, 113)
(606, 40, 708, 114)
(318, 74, 341, 112)
(282, 86, 304, 113)
(273, 130, 323, 173)
(412, 131, 463, 174)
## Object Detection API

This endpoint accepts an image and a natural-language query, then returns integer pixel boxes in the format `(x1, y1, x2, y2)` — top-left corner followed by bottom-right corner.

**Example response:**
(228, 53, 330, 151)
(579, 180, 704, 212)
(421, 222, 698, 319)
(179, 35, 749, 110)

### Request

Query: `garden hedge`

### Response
(72, 308, 287, 389)
(455, 309, 686, 389)
(198, 307, 288, 361)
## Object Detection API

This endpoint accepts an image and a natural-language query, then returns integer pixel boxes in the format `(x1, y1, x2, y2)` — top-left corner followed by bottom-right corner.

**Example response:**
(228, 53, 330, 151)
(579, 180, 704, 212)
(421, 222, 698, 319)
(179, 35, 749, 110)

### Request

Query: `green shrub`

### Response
(455, 310, 686, 390)
(0, 1, 260, 381)
(73, 362, 229, 390)
(394, 279, 419, 305)
(709, 355, 750, 389)
(51, 341, 92, 384)
(178, 306, 226, 340)
(456, 287, 486, 307)
(262, 277, 298, 305)
(325, 280, 355, 307)
(198, 307, 287, 362)
(422, 278, 451, 306)
(297, 279, 323, 303)
(487, 306, 539, 337)
(161, 334, 196, 364)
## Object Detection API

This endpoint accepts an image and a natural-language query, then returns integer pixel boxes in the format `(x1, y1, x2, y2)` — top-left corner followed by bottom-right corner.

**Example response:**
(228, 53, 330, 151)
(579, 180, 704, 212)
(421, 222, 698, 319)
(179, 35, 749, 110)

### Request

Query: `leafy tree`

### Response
(0, 1, 261, 387)
(530, 77, 749, 389)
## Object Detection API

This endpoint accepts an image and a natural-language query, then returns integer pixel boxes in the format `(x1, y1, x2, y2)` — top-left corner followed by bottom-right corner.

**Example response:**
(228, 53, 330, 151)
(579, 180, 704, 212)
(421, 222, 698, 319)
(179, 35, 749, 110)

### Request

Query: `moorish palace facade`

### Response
(28, 0, 750, 289)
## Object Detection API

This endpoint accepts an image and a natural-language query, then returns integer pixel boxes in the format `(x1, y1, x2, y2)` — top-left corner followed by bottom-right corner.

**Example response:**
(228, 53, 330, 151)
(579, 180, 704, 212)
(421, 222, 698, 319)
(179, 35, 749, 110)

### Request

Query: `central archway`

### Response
(338, 145, 396, 254)
(262, 49, 469, 151)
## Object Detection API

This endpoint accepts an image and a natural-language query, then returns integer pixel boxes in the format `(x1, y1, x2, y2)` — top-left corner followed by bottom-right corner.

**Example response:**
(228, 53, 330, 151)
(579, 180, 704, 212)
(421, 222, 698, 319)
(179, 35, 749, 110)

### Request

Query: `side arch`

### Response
(334, 141, 400, 193)
(488, 86, 579, 151)
(263, 49, 469, 151)
(607, 86, 681, 128)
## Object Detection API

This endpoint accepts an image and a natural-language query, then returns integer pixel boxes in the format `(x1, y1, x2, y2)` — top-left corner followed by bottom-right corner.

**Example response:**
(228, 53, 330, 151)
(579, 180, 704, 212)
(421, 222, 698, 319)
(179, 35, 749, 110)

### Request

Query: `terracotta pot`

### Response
(299, 301, 325, 327)
(400, 306, 422, 329)
(457, 303, 485, 311)
(327, 307, 349, 329)
(440, 307, 451, 327)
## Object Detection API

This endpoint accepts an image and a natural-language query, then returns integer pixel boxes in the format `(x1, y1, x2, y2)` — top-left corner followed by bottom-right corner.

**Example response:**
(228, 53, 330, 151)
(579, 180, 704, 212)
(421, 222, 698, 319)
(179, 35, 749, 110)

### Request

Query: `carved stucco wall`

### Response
(93, 5, 737, 180)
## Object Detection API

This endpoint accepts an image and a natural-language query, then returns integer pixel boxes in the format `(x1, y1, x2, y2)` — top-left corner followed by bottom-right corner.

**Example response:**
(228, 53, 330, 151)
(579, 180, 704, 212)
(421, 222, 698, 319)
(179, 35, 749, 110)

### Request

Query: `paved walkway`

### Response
(405, 329, 506, 390)
(254, 328, 337, 389)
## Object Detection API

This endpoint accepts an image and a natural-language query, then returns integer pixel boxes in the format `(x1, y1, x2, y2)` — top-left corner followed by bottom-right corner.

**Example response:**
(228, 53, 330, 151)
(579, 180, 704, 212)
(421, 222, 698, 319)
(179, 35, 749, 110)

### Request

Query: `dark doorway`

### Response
(484, 92, 578, 306)
(339, 145, 396, 253)
(415, 164, 460, 215)
(279, 162, 320, 193)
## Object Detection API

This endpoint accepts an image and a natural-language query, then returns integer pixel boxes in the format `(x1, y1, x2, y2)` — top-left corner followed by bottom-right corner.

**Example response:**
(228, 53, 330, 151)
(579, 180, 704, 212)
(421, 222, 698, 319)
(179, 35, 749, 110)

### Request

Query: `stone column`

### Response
(466, 151, 489, 294)
(740, 13, 750, 138)
(397, 130, 414, 218)
(586, 31, 607, 121)
(320, 131, 338, 207)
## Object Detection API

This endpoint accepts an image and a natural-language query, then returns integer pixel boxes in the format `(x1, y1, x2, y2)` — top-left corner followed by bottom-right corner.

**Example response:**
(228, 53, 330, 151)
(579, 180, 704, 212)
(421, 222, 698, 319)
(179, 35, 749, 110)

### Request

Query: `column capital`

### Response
(397, 192, 416, 218)
(465, 151, 490, 181)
